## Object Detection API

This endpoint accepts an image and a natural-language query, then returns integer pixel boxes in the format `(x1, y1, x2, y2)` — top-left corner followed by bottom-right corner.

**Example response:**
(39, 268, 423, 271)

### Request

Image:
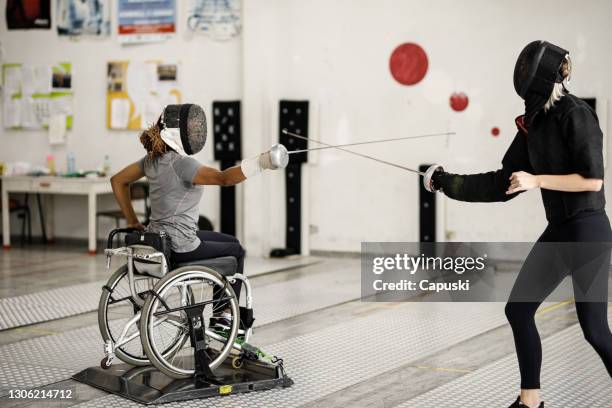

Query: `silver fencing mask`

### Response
(158, 104, 207, 156)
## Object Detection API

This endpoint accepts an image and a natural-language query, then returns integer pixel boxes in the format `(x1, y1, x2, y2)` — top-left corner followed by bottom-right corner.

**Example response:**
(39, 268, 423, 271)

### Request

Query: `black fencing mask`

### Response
(159, 104, 207, 156)
(513, 41, 568, 125)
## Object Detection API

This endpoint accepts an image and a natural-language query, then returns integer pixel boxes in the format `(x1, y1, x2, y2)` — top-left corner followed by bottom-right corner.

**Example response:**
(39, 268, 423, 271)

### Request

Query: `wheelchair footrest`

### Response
(72, 356, 293, 405)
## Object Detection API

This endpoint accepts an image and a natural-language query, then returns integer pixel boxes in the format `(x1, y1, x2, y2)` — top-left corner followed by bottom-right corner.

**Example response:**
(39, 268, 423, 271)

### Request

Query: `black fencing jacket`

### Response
(437, 94, 605, 224)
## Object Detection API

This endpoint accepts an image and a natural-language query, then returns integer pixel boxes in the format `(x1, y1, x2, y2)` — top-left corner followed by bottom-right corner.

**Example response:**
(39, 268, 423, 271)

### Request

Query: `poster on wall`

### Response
(187, 0, 241, 41)
(106, 61, 181, 130)
(6, 0, 51, 29)
(117, 0, 176, 43)
(57, 0, 110, 37)
(2, 62, 74, 131)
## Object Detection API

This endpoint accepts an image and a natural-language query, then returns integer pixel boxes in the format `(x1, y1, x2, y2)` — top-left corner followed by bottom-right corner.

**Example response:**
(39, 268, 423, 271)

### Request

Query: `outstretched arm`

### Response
(434, 167, 519, 202)
(110, 162, 145, 230)
(192, 144, 288, 186)
(192, 165, 246, 186)
(432, 131, 533, 203)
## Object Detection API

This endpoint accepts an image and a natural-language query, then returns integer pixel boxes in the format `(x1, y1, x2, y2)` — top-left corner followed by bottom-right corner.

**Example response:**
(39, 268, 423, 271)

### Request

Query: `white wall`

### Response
(0, 0, 242, 238)
(2, 0, 612, 254)
(242, 0, 612, 254)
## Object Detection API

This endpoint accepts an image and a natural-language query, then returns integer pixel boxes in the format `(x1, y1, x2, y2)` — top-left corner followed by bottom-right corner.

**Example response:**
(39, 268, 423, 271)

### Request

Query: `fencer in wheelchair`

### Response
(99, 104, 289, 379)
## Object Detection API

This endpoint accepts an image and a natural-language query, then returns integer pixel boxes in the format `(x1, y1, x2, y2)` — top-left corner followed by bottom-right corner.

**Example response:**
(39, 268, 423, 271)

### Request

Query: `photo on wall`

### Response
(56, 0, 110, 37)
(106, 60, 181, 130)
(5, 0, 51, 29)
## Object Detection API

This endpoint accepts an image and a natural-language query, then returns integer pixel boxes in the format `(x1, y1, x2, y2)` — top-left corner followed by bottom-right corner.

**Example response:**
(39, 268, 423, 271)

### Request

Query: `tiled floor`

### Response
(0, 246, 610, 408)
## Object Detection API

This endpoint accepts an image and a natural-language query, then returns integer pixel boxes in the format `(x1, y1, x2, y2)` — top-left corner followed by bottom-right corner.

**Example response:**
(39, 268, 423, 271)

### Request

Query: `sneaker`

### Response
(509, 397, 544, 408)
(209, 312, 233, 333)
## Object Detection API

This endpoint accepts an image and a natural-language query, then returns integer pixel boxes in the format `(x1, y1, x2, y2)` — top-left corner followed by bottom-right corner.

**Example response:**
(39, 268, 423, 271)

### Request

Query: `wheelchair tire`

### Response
(98, 266, 187, 367)
(140, 266, 240, 379)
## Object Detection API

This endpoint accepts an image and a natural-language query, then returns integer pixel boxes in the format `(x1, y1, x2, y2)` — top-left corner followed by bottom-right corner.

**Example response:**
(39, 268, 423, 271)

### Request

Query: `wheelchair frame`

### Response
(101, 229, 253, 377)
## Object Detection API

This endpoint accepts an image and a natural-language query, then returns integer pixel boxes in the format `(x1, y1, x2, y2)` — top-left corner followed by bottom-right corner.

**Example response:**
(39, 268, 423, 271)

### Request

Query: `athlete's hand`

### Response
(127, 222, 145, 231)
(506, 172, 540, 195)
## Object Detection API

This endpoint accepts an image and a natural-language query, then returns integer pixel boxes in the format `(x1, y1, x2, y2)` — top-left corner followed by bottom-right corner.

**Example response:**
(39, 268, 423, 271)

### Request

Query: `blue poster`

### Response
(117, 0, 176, 43)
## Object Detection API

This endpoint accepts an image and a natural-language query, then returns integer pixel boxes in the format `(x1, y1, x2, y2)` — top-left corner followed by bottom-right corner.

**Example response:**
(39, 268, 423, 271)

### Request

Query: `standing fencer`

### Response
(110, 104, 286, 334)
(425, 41, 612, 408)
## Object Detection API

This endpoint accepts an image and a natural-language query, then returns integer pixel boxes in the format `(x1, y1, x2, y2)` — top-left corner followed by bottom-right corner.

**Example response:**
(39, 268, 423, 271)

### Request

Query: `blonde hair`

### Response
(544, 55, 572, 111)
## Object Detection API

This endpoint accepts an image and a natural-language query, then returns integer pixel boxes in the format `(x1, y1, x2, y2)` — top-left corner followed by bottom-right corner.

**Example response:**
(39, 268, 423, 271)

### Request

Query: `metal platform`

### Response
(76, 304, 508, 408)
(73, 358, 293, 405)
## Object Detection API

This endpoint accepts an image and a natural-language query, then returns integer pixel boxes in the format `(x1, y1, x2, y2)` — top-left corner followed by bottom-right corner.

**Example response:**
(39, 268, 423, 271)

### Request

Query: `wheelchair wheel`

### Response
(140, 266, 240, 379)
(98, 266, 187, 366)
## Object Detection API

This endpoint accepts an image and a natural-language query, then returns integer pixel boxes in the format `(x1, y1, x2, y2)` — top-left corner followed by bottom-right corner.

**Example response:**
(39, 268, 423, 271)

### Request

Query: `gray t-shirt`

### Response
(138, 151, 202, 253)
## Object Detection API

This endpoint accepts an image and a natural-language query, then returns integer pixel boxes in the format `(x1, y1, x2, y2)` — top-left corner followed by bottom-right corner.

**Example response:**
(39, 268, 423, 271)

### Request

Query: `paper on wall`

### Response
(107, 60, 180, 129)
(4, 66, 22, 95)
(21, 65, 52, 95)
(49, 114, 67, 145)
(143, 99, 162, 128)
(3, 98, 21, 128)
(50, 94, 73, 116)
(21, 97, 50, 128)
(111, 98, 131, 129)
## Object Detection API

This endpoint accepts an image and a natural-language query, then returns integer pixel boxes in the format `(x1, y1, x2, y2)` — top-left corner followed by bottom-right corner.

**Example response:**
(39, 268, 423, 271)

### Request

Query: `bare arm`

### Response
(192, 165, 246, 186)
(506, 172, 603, 195)
(110, 162, 145, 229)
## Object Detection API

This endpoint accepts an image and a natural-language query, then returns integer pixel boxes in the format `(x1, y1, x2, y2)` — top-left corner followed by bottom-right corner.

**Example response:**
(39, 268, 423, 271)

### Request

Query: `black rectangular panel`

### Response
(285, 164, 302, 252)
(213, 101, 242, 161)
(220, 160, 237, 236)
(279, 100, 309, 164)
(419, 164, 436, 242)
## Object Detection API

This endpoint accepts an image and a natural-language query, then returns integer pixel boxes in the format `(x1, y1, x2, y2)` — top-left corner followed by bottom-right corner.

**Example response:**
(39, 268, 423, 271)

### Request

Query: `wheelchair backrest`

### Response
(129, 245, 168, 278)
(125, 231, 172, 279)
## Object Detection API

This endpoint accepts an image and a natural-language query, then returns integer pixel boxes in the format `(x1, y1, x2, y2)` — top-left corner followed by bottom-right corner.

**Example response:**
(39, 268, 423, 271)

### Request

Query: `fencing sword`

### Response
(286, 131, 455, 154)
(281, 129, 436, 175)
(277, 129, 446, 192)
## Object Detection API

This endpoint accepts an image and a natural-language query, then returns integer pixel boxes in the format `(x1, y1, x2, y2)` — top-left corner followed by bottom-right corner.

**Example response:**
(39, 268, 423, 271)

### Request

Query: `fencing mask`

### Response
(158, 104, 207, 156)
(513, 41, 568, 125)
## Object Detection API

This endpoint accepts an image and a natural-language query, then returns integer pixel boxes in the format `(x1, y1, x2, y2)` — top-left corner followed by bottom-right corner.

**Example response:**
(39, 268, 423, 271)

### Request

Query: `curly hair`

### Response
(139, 123, 169, 159)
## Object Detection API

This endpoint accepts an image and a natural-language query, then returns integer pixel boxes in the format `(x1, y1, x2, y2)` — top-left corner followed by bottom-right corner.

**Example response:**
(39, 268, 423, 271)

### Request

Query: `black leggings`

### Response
(173, 231, 246, 302)
(505, 211, 612, 389)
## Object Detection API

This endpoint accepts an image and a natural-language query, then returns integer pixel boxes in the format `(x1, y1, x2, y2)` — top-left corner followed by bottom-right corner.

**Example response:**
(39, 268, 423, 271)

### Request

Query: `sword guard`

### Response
(423, 164, 444, 193)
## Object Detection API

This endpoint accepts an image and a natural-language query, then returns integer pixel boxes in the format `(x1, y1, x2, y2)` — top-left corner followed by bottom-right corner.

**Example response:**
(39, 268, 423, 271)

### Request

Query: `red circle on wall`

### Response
(389, 43, 429, 86)
(450, 92, 469, 112)
(491, 127, 500, 137)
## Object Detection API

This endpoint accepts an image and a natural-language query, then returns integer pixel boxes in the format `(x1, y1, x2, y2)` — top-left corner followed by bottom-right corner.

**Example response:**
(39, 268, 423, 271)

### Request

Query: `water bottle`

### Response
(102, 155, 111, 176)
(46, 154, 56, 175)
(67, 152, 76, 174)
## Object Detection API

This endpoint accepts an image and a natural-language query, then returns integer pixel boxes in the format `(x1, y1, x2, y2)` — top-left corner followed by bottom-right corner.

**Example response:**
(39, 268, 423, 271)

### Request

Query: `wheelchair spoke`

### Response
(143, 270, 240, 377)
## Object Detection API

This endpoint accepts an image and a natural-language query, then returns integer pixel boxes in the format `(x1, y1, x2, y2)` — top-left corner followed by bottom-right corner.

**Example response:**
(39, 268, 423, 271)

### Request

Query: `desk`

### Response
(1, 176, 113, 254)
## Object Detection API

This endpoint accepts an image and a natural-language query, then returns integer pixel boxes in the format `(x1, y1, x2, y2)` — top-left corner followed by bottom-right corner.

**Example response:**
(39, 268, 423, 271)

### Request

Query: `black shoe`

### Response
(209, 314, 246, 341)
(509, 396, 544, 408)
(209, 315, 233, 332)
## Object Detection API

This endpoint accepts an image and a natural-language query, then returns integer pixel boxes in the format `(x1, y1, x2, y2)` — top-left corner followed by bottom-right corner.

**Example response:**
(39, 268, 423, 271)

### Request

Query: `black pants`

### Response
(173, 231, 246, 303)
(505, 211, 612, 389)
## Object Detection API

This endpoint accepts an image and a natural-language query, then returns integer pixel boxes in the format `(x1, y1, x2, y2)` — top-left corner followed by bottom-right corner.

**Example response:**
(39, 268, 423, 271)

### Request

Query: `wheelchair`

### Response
(98, 228, 255, 379)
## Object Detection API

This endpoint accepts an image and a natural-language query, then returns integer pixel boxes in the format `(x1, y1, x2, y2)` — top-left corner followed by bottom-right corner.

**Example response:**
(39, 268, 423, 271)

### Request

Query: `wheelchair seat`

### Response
(175, 256, 238, 277)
